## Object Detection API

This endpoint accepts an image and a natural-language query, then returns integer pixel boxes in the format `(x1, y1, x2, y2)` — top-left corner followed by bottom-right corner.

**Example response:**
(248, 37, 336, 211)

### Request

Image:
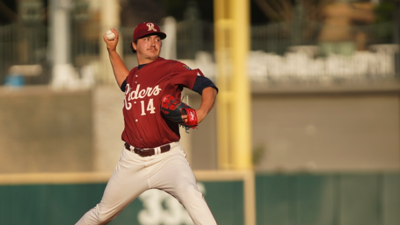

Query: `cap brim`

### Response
(155, 32, 167, 40)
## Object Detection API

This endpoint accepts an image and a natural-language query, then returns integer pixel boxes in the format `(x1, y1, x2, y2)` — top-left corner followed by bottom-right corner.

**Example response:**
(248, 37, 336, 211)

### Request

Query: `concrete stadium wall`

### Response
(250, 83, 400, 172)
(0, 87, 94, 173)
(188, 83, 400, 172)
(0, 83, 399, 173)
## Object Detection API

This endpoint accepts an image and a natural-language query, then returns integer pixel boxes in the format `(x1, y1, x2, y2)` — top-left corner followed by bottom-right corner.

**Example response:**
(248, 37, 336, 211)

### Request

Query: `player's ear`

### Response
(131, 41, 137, 51)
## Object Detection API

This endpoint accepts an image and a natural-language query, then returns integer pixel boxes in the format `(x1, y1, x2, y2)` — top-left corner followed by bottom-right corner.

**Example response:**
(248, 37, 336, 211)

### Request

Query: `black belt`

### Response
(124, 142, 171, 157)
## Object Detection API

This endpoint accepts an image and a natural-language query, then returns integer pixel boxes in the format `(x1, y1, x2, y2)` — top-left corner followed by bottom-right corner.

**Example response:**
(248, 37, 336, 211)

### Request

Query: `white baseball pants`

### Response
(75, 142, 217, 225)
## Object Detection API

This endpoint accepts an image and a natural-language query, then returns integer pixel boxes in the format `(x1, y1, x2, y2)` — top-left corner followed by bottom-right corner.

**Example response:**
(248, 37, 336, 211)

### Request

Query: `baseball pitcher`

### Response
(75, 22, 218, 225)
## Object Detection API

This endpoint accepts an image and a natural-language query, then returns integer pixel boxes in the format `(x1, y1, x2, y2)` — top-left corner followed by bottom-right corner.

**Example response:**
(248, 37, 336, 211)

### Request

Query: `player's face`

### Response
(133, 35, 162, 63)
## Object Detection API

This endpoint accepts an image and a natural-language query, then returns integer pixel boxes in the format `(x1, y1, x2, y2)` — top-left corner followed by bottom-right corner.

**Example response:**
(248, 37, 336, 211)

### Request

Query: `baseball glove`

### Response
(161, 94, 198, 131)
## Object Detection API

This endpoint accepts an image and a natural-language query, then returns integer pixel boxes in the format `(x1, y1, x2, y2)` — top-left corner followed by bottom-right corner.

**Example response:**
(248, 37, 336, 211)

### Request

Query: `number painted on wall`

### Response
(138, 183, 205, 225)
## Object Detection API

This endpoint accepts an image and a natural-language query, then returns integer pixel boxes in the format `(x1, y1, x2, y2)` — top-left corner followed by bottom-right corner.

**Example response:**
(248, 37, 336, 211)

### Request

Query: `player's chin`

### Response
(147, 52, 160, 59)
(148, 50, 159, 55)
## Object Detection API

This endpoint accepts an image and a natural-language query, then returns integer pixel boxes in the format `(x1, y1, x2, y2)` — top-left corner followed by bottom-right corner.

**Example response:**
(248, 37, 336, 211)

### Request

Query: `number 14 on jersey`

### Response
(140, 98, 156, 116)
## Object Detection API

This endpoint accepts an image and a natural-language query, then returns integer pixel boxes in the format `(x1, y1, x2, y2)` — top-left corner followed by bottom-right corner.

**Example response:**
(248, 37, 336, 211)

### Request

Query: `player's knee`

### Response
(94, 206, 116, 224)
(96, 213, 115, 224)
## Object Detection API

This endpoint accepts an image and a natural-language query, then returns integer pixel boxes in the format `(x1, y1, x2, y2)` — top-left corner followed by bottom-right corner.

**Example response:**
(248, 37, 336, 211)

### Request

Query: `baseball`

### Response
(105, 29, 116, 40)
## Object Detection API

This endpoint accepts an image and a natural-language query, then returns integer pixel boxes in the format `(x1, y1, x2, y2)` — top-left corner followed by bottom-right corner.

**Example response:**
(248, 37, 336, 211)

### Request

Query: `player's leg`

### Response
(149, 143, 217, 225)
(75, 147, 149, 225)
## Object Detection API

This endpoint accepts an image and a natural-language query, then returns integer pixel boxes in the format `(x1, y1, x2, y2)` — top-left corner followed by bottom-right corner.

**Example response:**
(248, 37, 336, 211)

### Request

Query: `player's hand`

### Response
(103, 28, 119, 52)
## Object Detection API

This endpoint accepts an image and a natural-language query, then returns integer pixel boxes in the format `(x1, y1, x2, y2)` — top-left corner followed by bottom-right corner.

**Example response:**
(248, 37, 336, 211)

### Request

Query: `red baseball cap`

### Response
(133, 22, 167, 42)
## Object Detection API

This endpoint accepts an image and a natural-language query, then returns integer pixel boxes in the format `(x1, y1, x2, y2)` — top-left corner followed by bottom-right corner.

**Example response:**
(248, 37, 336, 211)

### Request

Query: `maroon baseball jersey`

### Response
(121, 57, 203, 148)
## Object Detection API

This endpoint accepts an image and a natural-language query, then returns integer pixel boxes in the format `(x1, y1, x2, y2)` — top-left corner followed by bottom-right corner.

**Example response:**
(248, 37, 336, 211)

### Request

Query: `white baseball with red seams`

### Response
(105, 29, 116, 40)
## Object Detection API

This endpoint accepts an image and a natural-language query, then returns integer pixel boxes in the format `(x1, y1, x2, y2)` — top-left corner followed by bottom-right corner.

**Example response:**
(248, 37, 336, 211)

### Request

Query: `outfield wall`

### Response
(0, 172, 399, 225)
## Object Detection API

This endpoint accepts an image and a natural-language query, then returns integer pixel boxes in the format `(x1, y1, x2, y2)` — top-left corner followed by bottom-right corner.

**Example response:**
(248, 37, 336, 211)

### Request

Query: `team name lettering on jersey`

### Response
(124, 84, 162, 110)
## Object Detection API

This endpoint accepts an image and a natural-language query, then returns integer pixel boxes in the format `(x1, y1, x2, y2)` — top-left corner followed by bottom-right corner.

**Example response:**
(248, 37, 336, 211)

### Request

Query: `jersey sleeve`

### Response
(169, 62, 204, 90)
(120, 67, 138, 92)
(120, 79, 127, 92)
(192, 76, 219, 95)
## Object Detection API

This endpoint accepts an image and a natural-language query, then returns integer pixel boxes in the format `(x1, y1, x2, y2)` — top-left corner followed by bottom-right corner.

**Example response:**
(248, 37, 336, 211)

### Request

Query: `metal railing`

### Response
(0, 19, 398, 87)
